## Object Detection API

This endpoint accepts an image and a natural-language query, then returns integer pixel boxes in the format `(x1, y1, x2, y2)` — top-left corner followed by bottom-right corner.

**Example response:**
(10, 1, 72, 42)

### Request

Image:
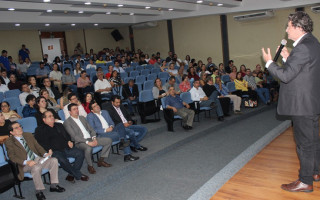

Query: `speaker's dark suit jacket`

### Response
(268, 33, 320, 116)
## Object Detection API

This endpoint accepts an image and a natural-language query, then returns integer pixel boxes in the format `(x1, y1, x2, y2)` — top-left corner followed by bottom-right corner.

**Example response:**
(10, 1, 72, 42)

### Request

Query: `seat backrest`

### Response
(159, 72, 169, 79)
(147, 73, 157, 81)
(0, 146, 7, 166)
(17, 117, 37, 134)
(141, 69, 150, 76)
(135, 75, 146, 84)
(0, 92, 4, 102)
(124, 77, 134, 84)
(58, 110, 66, 121)
(16, 105, 24, 117)
(145, 65, 153, 70)
(180, 92, 193, 104)
(160, 78, 167, 86)
(226, 82, 236, 92)
(221, 75, 231, 83)
(4, 89, 21, 98)
(120, 72, 128, 79)
(136, 65, 144, 71)
(125, 67, 133, 73)
(151, 68, 161, 74)
(139, 90, 154, 102)
(130, 71, 140, 78)
(3, 97, 21, 110)
(143, 80, 154, 90)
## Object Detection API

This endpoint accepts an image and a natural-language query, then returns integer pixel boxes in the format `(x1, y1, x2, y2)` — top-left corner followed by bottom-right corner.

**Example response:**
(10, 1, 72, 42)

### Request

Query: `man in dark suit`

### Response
(43, 77, 62, 101)
(122, 79, 139, 116)
(35, 110, 89, 183)
(262, 11, 320, 192)
(106, 95, 148, 152)
(5, 121, 65, 200)
(87, 102, 139, 162)
(63, 103, 112, 174)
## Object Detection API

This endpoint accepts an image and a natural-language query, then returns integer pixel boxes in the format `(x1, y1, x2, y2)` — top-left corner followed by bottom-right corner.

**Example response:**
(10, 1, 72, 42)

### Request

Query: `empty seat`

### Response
(143, 80, 154, 90)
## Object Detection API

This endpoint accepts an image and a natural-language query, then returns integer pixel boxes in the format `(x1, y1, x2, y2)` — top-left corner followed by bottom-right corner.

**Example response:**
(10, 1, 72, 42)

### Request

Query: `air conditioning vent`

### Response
(234, 10, 274, 21)
(311, 6, 320, 13)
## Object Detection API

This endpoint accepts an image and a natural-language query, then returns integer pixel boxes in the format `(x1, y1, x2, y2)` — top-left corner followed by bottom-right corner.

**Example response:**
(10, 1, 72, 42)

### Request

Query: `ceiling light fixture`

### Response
(145, 6, 151, 9)
(118, 4, 123, 7)
(217, 3, 223, 6)
(43, 0, 50, 2)
(94, 24, 98, 26)
(130, 13, 134, 15)
(71, 24, 76, 26)
(45, 24, 50, 26)
(78, 11, 84, 14)
(85, 2, 91, 5)
(209, 2, 213, 6)
(103, 4, 107, 7)
(8, 8, 15, 11)
(15, 24, 20, 26)
(196, 0, 203, 3)
(106, 12, 111, 15)
(168, 8, 174, 11)
(47, 10, 52, 12)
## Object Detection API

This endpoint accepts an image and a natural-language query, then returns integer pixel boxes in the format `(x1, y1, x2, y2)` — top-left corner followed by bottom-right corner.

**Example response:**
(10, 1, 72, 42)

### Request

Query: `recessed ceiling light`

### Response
(217, 3, 223, 6)
(71, 24, 76, 26)
(8, 8, 15, 11)
(118, 4, 123, 7)
(196, 0, 203, 3)
(84, 2, 91, 5)
(78, 11, 84, 14)
(47, 10, 52, 12)
(168, 8, 174, 11)
(103, 4, 107, 7)
(130, 13, 134, 15)
(43, 0, 50, 2)
(45, 24, 50, 26)
(209, 2, 213, 6)
(145, 6, 151, 9)
(94, 24, 98, 26)
(106, 12, 111, 15)
(15, 24, 20, 26)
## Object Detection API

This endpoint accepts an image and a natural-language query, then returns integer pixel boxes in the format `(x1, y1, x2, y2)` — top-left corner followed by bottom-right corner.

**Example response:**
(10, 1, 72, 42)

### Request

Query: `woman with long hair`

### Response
(234, 72, 257, 100)
(1, 101, 21, 122)
(179, 75, 191, 92)
(39, 88, 61, 112)
(34, 96, 61, 125)
(82, 93, 95, 114)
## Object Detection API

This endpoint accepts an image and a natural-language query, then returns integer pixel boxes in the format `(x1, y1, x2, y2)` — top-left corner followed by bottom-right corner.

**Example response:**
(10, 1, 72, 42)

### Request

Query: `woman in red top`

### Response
(179, 74, 191, 92)
(82, 93, 94, 114)
(188, 67, 200, 81)
(240, 64, 247, 77)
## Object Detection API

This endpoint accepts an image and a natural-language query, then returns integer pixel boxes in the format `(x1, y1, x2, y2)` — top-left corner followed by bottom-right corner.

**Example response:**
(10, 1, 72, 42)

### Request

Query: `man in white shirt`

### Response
(63, 93, 87, 119)
(113, 60, 125, 73)
(167, 63, 178, 77)
(49, 64, 63, 93)
(1, 69, 10, 85)
(189, 80, 224, 121)
(0, 81, 9, 93)
(19, 83, 33, 105)
(86, 59, 96, 70)
(63, 103, 112, 174)
(94, 71, 113, 100)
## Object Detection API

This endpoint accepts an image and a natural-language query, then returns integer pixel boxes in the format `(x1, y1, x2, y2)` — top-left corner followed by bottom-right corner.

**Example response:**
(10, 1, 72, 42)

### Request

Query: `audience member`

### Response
(234, 72, 257, 101)
(226, 60, 233, 74)
(167, 63, 178, 77)
(86, 59, 96, 70)
(188, 67, 200, 81)
(106, 95, 148, 152)
(109, 70, 124, 88)
(239, 64, 246, 77)
(206, 57, 217, 69)
(8, 73, 22, 90)
(0, 50, 10, 71)
(40, 89, 61, 112)
(113, 60, 125, 73)
(5, 121, 65, 200)
(63, 93, 87, 119)
(122, 79, 139, 116)
(1, 69, 10, 85)
(218, 63, 226, 75)
(49, 64, 63, 93)
(244, 69, 270, 105)
(164, 76, 181, 95)
(160, 60, 168, 72)
(229, 66, 237, 82)
(35, 62, 49, 80)
(74, 43, 84, 55)
(94, 71, 113, 100)
(77, 71, 93, 94)
(43, 77, 62, 101)
(62, 68, 76, 87)
(165, 86, 194, 130)
(87, 102, 139, 162)
(152, 78, 166, 107)
(16, 58, 28, 76)
(0, 112, 11, 136)
(28, 76, 40, 97)
(22, 94, 37, 118)
(179, 74, 191, 92)
(64, 103, 112, 174)
(74, 63, 82, 76)
(35, 110, 88, 183)
(35, 96, 61, 126)
(82, 93, 94, 114)
(0, 79, 9, 92)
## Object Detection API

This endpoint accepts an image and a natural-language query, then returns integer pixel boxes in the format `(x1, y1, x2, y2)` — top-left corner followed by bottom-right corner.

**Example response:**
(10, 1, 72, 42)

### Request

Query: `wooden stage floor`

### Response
(211, 127, 320, 200)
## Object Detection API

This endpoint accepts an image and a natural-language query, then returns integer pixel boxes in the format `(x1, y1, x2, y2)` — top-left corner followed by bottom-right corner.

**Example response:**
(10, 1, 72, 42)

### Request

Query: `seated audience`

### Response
(167, 63, 178, 77)
(63, 93, 87, 119)
(211, 68, 220, 82)
(244, 69, 270, 105)
(109, 70, 124, 88)
(165, 86, 195, 130)
(63, 103, 112, 174)
(86, 59, 96, 70)
(62, 68, 76, 87)
(179, 74, 191, 92)
(240, 64, 246, 77)
(77, 71, 93, 94)
(74, 63, 82, 76)
(164, 76, 181, 95)
(0, 112, 11, 136)
(8, 74, 22, 90)
(61, 87, 72, 108)
(35, 110, 88, 183)
(190, 80, 225, 121)
(43, 77, 62, 101)
(105, 65, 113, 80)
(206, 57, 217, 69)
(0, 79, 9, 92)
(40, 88, 61, 112)
(1, 69, 10, 85)
(49, 63, 63, 93)
(113, 60, 125, 73)
(35, 96, 61, 126)
(35, 62, 49, 81)
(188, 67, 200, 81)
(22, 94, 37, 117)
(229, 66, 238, 82)
(5, 121, 65, 200)
(16, 58, 28, 76)
(20, 83, 34, 105)
(87, 102, 139, 162)
(106, 95, 148, 152)
(1, 101, 22, 122)
(28, 76, 40, 97)
(82, 93, 94, 114)
(94, 71, 113, 100)
(214, 76, 242, 114)
(218, 63, 226, 75)
(234, 72, 257, 101)
(152, 78, 166, 107)
(95, 56, 106, 64)
(160, 60, 168, 72)
(122, 79, 139, 116)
